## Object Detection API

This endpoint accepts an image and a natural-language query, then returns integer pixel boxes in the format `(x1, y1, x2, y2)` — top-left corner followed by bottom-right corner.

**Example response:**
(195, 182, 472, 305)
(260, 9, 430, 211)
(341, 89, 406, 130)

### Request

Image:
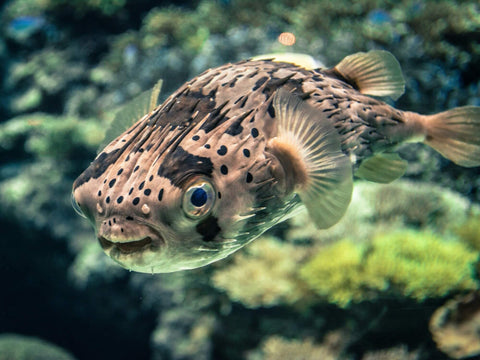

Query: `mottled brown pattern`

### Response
(72, 55, 474, 273)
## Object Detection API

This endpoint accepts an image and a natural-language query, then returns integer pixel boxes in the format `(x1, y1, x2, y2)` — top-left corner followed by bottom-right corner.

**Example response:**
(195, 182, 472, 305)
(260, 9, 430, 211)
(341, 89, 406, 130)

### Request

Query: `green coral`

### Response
(212, 236, 311, 308)
(4, 0, 126, 18)
(365, 231, 478, 301)
(454, 215, 480, 251)
(0, 113, 104, 158)
(8, 49, 85, 96)
(299, 239, 384, 307)
(140, 3, 225, 53)
(300, 231, 478, 307)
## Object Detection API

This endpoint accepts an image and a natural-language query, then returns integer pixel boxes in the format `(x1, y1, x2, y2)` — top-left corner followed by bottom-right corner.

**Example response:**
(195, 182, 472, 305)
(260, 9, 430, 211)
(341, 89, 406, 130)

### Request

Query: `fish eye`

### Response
(71, 192, 87, 219)
(182, 179, 215, 219)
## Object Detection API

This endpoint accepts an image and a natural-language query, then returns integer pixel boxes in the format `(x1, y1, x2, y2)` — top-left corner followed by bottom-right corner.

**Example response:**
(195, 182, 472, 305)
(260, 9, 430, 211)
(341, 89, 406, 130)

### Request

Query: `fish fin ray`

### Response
(334, 50, 405, 100)
(251, 53, 323, 70)
(355, 153, 407, 183)
(423, 106, 480, 167)
(270, 89, 353, 229)
(97, 79, 163, 153)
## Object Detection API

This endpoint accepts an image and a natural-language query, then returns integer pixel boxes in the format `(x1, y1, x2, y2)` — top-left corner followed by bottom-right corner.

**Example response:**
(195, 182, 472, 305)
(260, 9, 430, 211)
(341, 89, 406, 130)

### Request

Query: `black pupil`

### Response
(191, 188, 208, 207)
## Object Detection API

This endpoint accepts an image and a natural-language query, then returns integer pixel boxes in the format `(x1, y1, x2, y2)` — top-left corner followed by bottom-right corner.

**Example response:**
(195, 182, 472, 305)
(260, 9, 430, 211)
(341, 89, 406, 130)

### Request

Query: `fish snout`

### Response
(97, 216, 163, 254)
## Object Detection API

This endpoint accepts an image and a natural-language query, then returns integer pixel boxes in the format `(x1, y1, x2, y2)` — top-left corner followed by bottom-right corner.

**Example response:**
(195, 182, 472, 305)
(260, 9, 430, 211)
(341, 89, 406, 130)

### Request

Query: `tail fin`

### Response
(423, 106, 480, 167)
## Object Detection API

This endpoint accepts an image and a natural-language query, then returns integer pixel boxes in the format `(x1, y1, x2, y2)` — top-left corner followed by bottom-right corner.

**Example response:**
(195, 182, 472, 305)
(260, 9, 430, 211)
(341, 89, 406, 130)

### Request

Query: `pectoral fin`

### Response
(355, 153, 407, 183)
(268, 89, 353, 229)
(334, 50, 405, 100)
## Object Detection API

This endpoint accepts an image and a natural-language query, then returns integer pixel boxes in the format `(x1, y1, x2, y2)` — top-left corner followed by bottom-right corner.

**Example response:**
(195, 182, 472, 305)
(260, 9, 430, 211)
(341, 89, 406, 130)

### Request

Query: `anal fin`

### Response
(355, 153, 407, 183)
(334, 50, 405, 100)
(269, 89, 353, 229)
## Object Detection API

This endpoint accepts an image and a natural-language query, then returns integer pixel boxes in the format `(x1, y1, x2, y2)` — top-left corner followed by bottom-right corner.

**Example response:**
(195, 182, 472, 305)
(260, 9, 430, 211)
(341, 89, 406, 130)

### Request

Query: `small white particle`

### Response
(96, 203, 104, 214)
(141, 204, 151, 215)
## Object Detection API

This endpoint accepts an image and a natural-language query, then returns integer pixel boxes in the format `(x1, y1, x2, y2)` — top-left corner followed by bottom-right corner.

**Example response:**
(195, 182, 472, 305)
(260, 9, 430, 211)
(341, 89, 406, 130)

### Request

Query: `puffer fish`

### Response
(72, 51, 480, 273)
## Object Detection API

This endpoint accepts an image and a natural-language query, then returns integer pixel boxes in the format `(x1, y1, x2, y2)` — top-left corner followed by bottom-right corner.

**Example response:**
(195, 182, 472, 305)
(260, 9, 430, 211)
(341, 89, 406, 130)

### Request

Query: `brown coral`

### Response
(430, 291, 480, 359)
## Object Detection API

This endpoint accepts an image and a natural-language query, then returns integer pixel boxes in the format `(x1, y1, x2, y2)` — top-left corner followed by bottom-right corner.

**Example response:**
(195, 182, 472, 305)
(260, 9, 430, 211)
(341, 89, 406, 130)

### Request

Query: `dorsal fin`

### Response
(251, 53, 323, 70)
(268, 89, 353, 229)
(97, 79, 163, 153)
(334, 50, 405, 100)
(355, 153, 407, 183)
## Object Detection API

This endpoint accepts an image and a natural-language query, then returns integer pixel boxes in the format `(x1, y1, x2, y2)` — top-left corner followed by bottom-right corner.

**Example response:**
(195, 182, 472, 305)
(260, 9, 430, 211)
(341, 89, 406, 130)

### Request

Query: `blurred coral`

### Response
(365, 231, 479, 301)
(454, 214, 480, 251)
(300, 231, 478, 307)
(299, 239, 383, 307)
(211, 236, 311, 308)
(287, 181, 476, 246)
(430, 291, 480, 359)
(361, 345, 419, 360)
(0, 333, 76, 360)
(251, 331, 347, 360)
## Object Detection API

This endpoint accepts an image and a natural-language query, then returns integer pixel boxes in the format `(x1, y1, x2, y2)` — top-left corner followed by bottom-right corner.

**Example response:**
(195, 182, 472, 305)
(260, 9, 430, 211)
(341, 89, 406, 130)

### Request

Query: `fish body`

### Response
(72, 51, 480, 273)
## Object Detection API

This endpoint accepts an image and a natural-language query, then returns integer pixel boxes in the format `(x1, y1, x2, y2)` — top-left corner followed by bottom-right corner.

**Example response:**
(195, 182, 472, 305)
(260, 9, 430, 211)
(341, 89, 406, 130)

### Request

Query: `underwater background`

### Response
(1, 0, 480, 359)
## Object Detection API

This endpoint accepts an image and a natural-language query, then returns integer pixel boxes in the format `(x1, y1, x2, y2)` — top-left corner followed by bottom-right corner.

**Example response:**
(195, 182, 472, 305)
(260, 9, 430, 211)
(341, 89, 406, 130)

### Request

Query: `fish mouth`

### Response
(98, 236, 158, 254)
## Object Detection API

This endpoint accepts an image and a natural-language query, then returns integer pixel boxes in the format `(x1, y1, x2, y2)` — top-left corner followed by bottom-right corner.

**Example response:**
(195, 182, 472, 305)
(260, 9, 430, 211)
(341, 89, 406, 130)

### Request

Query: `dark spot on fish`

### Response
(109, 220, 112, 226)
(139, 181, 145, 190)
(225, 118, 244, 136)
(239, 95, 248, 108)
(157, 146, 214, 187)
(192, 135, 200, 141)
(134, 165, 139, 172)
(218, 192, 222, 199)
(106, 196, 110, 204)
(72, 149, 122, 189)
(204, 144, 211, 149)
(126, 155, 130, 161)
(217, 145, 227, 156)
(121, 228, 124, 233)
(129, 187, 134, 195)
(158, 188, 164, 201)
(267, 102, 275, 118)
(144, 189, 151, 196)
(139, 148, 144, 153)
(117, 196, 123, 204)
(132, 197, 140, 205)
(220, 165, 228, 175)
(109, 179, 116, 188)
(248, 69, 259, 78)
(198, 101, 230, 134)
(252, 76, 268, 91)
(149, 175, 154, 181)
(113, 218, 116, 223)
(246, 172, 253, 183)
(249, 115, 255, 123)
(146, 144, 153, 151)
(98, 190, 102, 196)
(126, 216, 134, 221)
(196, 216, 221, 242)
(251, 128, 259, 138)
(243, 149, 250, 158)
(225, 109, 253, 136)
(117, 169, 123, 175)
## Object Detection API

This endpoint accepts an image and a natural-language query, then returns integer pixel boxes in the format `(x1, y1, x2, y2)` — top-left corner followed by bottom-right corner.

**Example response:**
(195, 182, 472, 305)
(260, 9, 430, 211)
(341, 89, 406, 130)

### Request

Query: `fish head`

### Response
(72, 107, 279, 273)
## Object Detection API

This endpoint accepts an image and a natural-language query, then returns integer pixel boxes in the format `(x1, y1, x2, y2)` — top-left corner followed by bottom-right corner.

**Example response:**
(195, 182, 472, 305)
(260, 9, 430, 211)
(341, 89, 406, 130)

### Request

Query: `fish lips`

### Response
(97, 218, 165, 266)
